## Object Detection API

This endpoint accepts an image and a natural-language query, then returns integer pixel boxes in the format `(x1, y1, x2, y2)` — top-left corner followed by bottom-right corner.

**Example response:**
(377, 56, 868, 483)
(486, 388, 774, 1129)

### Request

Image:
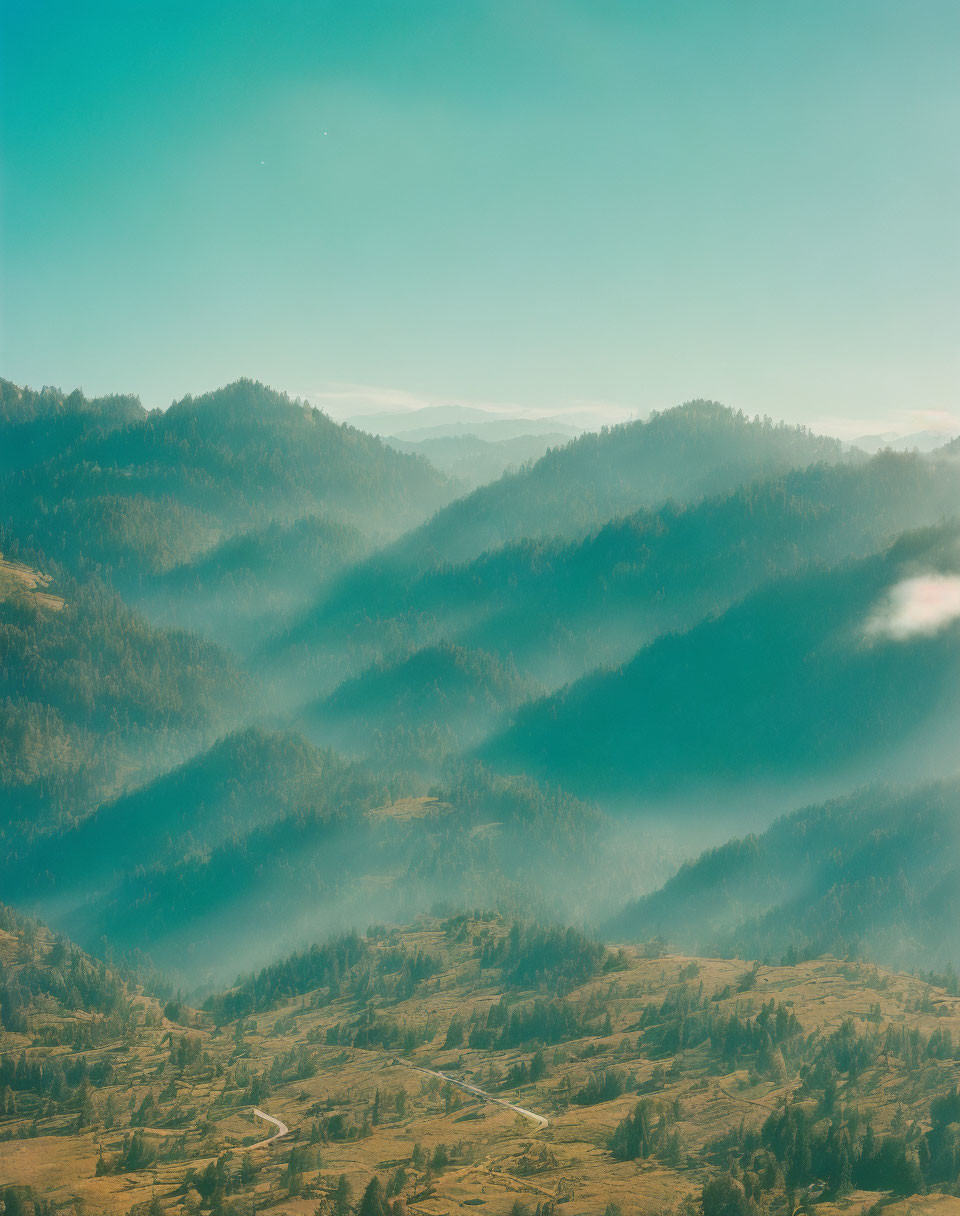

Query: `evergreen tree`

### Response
(357, 1176, 389, 1216)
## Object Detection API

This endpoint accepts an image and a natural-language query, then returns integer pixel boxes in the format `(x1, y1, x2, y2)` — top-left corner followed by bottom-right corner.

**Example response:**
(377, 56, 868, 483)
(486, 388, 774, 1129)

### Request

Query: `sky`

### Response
(1, 0, 958, 438)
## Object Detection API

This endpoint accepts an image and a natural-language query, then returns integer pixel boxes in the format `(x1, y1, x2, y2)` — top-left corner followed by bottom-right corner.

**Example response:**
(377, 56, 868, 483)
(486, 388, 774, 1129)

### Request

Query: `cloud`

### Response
(811, 407, 960, 444)
(305, 384, 953, 439)
(298, 380, 635, 426)
(302, 381, 438, 414)
(866, 574, 960, 641)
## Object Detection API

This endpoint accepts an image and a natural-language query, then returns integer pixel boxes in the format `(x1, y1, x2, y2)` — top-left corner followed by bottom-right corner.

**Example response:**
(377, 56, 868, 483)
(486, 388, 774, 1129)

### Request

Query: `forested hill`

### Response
(302, 642, 538, 769)
(0, 377, 144, 429)
(0, 378, 455, 589)
(5, 727, 387, 909)
(262, 401, 853, 690)
(0, 377, 144, 473)
(2, 731, 604, 986)
(0, 552, 244, 833)
(483, 523, 960, 810)
(140, 513, 368, 650)
(268, 448, 960, 696)
(609, 776, 960, 973)
(390, 400, 847, 566)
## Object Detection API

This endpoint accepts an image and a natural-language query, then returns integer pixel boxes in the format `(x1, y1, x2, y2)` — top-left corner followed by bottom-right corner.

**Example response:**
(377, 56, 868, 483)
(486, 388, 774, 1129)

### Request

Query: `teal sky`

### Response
(1, 1, 958, 435)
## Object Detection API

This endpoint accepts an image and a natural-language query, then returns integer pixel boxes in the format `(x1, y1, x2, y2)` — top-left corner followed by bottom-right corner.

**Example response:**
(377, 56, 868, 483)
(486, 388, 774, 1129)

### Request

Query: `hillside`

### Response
(609, 776, 960, 973)
(269, 449, 960, 695)
(3, 730, 603, 987)
(302, 643, 538, 770)
(269, 401, 848, 681)
(0, 552, 244, 833)
(393, 401, 847, 566)
(484, 524, 960, 816)
(0, 378, 145, 473)
(5, 728, 383, 909)
(0, 552, 65, 614)
(0, 378, 455, 595)
(140, 514, 368, 651)
(7, 378, 960, 1213)
(6, 908, 960, 1216)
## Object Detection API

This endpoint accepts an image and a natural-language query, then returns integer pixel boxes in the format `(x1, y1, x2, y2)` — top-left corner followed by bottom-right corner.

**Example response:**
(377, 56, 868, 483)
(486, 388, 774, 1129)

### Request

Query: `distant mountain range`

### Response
(851, 428, 958, 454)
(387, 431, 573, 489)
(341, 403, 584, 486)
(5, 373, 960, 985)
(389, 399, 847, 565)
(343, 402, 582, 441)
(269, 401, 852, 675)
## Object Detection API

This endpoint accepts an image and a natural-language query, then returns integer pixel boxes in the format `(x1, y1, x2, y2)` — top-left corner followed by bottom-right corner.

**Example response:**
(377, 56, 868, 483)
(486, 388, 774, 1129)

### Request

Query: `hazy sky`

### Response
(2, 1, 958, 436)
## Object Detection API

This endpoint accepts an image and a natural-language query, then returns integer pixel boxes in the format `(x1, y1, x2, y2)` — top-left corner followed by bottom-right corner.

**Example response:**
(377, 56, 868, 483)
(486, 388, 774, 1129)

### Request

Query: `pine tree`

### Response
(332, 1173, 351, 1216)
(357, 1176, 389, 1216)
(833, 1141, 852, 1197)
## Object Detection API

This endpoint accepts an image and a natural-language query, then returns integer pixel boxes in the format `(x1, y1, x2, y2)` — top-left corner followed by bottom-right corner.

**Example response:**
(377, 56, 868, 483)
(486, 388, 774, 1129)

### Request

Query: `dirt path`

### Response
(245, 1056, 546, 1159)
(251, 1106, 289, 1148)
(399, 1059, 548, 1130)
(717, 1085, 776, 1113)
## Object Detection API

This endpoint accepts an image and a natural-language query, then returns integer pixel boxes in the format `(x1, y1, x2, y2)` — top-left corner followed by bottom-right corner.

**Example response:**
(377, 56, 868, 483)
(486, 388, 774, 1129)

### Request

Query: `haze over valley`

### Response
(4, 376, 960, 993)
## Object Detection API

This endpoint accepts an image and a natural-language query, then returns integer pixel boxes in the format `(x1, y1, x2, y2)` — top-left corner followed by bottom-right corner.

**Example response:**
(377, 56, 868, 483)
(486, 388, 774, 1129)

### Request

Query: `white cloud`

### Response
(303, 383, 957, 439)
(302, 381, 438, 414)
(867, 574, 960, 641)
(298, 380, 635, 426)
(811, 407, 960, 444)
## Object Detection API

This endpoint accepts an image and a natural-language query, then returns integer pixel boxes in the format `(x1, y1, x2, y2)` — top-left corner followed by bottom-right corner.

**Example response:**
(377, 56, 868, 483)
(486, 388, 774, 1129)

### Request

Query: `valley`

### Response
(5, 5, 956, 1209)
(4, 375, 960, 1213)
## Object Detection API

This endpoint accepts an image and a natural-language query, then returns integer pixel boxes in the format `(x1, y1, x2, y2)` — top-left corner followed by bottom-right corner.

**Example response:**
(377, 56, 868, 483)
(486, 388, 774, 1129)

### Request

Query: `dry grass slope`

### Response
(3, 913, 960, 1215)
(0, 555, 64, 612)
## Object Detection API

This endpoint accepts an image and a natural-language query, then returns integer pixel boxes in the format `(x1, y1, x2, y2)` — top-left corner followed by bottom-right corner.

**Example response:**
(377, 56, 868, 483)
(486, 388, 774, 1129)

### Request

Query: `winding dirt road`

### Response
(399, 1060, 548, 1130)
(245, 1059, 547, 1153)
(250, 1106, 289, 1148)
